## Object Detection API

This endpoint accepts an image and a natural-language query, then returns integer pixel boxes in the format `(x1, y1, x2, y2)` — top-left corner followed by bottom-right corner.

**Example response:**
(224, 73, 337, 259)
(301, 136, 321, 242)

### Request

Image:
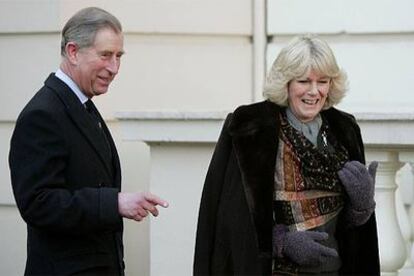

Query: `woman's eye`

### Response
(318, 80, 330, 84)
(297, 80, 308, 83)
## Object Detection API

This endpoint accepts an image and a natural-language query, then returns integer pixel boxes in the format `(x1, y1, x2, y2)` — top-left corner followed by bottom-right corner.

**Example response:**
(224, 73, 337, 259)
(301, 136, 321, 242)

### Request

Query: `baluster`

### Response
(366, 149, 406, 276)
(399, 154, 414, 274)
(395, 165, 412, 268)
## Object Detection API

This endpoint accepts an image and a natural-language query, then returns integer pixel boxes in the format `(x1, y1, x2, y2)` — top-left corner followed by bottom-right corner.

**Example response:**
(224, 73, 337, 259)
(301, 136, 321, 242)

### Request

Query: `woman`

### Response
(193, 35, 379, 275)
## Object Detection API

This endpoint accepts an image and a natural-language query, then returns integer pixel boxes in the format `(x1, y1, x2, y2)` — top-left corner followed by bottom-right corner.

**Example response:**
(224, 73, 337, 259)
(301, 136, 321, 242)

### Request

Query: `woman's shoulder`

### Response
(228, 100, 281, 135)
(323, 107, 357, 123)
(322, 107, 360, 134)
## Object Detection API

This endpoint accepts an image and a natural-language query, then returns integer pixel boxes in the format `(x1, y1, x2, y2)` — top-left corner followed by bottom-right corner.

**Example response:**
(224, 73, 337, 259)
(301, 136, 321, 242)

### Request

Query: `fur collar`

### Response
(228, 101, 280, 255)
(228, 101, 281, 136)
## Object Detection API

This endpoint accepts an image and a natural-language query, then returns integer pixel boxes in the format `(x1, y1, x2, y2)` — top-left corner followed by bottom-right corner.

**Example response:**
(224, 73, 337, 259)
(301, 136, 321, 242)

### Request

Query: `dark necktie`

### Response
(85, 100, 112, 159)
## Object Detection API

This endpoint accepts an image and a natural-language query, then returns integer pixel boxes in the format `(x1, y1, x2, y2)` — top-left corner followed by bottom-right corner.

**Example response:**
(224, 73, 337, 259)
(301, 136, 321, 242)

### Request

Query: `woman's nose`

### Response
(308, 82, 319, 95)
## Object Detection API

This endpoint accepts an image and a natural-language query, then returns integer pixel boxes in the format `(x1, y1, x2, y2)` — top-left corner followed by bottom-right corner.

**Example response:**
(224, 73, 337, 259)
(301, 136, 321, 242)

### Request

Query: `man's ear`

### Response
(65, 42, 79, 65)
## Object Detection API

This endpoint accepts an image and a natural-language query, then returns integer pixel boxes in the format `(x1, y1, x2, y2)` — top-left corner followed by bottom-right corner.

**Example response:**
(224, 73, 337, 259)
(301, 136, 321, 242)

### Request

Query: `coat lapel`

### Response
(322, 108, 365, 163)
(100, 114, 122, 187)
(44, 74, 114, 178)
(228, 101, 281, 254)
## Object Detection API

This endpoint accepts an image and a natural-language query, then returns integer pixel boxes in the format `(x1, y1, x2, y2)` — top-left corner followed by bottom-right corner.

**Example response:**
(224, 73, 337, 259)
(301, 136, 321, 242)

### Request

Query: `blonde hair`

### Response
(263, 34, 348, 109)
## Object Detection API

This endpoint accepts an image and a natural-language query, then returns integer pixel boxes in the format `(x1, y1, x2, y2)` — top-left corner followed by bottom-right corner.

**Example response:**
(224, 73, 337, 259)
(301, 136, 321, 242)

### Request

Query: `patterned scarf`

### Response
(273, 112, 349, 231)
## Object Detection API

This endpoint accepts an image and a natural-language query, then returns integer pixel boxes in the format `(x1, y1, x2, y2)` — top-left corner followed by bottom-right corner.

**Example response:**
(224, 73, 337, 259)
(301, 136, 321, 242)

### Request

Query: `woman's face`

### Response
(287, 69, 330, 122)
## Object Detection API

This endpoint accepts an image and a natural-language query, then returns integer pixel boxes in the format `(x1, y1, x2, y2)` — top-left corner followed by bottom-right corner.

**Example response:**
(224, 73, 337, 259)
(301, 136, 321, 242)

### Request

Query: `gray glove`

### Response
(273, 225, 338, 266)
(338, 161, 378, 226)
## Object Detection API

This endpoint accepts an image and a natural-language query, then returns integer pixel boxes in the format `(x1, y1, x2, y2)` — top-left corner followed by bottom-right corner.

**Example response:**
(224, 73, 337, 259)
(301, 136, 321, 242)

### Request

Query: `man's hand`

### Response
(118, 192, 169, 221)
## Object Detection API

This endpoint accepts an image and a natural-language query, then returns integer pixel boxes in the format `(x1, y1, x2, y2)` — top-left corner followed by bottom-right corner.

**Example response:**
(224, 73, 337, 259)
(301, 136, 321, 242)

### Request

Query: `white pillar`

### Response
(367, 149, 406, 276)
(409, 205, 414, 263)
(252, 0, 266, 102)
(398, 154, 414, 272)
(407, 164, 414, 268)
(395, 179, 412, 268)
(116, 111, 226, 276)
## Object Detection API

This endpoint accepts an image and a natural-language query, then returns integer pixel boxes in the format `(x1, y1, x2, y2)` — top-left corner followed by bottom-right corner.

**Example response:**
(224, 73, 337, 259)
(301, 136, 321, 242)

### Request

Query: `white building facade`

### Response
(1, 1, 414, 275)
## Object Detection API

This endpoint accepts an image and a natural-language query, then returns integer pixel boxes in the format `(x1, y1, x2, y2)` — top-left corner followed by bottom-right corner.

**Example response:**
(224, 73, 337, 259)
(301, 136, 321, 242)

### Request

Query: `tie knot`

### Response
(85, 100, 94, 113)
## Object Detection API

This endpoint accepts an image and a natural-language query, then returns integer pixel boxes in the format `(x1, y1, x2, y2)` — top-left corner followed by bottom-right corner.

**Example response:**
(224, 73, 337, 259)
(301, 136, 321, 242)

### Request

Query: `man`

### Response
(9, 7, 168, 275)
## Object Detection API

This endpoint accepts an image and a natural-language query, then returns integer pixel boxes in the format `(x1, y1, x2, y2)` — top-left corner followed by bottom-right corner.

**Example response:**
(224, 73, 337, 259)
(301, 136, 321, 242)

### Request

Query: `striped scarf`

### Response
(273, 112, 349, 231)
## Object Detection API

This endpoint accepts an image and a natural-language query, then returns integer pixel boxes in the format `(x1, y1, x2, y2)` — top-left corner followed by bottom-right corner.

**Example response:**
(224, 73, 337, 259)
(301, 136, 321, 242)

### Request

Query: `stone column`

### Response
(366, 149, 406, 276)
(395, 172, 412, 268)
(116, 111, 226, 276)
(398, 153, 414, 275)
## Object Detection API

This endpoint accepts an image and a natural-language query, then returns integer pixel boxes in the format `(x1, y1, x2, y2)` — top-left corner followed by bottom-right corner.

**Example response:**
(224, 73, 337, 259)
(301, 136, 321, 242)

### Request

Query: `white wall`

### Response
(0, 0, 252, 275)
(1, 0, 414, 275)
(267, 0, 414, 113)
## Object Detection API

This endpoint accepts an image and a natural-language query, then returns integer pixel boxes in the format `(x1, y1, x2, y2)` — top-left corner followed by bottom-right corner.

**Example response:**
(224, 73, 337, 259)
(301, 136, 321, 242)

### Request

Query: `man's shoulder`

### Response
(23, 85, 60, 112)
(17, 77, 66, 122)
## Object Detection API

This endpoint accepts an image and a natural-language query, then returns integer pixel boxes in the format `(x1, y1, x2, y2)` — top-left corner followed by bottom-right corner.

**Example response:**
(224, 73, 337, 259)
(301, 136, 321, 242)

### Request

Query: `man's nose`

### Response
(106, 56, 120, 75)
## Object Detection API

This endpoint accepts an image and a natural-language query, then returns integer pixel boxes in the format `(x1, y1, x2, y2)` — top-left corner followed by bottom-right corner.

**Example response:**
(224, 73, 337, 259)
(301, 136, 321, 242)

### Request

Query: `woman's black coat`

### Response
(194, 101, 380, 275)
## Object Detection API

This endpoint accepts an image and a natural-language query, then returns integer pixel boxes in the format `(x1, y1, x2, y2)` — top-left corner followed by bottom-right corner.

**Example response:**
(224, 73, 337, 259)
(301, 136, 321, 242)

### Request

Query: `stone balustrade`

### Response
(116, 110, 414, 276)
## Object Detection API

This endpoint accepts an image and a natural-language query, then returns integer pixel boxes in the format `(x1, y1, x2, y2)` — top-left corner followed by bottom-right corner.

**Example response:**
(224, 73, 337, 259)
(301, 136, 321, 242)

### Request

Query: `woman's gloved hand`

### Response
(273, 225, 338, 266)
(338, 161, 378, 226)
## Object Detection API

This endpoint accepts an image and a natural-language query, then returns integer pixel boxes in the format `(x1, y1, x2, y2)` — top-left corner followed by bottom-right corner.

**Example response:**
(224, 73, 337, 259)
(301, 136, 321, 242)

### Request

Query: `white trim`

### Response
(115, 111, 414, 147)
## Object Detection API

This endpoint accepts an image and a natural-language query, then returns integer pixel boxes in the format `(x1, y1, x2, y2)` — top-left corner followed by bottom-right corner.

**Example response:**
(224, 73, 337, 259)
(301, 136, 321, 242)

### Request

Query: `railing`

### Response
(358, 113, 414, 275)
(116, 111, 414, 276)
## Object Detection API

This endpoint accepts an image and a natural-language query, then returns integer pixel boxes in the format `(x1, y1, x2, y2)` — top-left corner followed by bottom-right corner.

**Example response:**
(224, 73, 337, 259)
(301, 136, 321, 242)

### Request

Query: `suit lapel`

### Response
(45, 74, 114, 178)
(228, 101, 281, 254)
(100, 112, 122, 187)
(86, 99, 121, 187)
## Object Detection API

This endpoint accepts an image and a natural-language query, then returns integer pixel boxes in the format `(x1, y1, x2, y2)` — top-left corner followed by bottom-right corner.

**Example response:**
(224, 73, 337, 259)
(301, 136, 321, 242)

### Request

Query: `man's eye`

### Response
(101, 52, 112, 58)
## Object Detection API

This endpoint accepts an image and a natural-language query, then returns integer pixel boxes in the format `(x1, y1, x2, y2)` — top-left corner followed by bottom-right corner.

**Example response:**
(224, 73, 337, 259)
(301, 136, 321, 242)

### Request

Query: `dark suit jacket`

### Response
(194, 100, 380, 275)
(9, 74, 124, 275)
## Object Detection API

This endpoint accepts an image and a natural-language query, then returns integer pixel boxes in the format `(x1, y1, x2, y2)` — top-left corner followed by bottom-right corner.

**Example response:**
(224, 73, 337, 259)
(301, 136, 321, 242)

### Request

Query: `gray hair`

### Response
(60, 7, 122, 57)
(263, 34, 348, 109)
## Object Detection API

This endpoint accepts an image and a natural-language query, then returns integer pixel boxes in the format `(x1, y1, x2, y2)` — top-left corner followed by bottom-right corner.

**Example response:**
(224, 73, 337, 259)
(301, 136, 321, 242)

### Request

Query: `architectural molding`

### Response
(116, 111, 414, 147)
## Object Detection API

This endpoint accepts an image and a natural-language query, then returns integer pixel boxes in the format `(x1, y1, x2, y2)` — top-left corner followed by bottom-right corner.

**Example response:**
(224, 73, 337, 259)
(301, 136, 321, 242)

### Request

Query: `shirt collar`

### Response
(55, 68, 89, 104)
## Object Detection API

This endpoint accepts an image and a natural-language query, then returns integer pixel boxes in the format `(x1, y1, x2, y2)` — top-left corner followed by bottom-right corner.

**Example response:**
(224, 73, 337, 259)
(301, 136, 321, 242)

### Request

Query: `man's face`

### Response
(75, 28, 124, 98)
